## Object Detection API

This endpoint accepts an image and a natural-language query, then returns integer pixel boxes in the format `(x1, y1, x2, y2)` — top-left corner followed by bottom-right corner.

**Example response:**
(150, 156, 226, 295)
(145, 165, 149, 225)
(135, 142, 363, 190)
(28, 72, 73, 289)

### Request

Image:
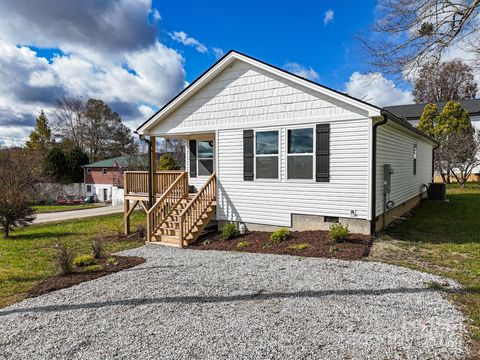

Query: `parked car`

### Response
(57, 195, 84, 205)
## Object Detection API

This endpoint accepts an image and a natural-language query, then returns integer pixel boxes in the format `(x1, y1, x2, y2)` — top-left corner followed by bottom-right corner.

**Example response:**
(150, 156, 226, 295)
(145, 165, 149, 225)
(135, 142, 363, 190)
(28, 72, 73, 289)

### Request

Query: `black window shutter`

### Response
(316, 124, 330, 182)
(243, 130, 254, 181)
(189, 140, 197, 178)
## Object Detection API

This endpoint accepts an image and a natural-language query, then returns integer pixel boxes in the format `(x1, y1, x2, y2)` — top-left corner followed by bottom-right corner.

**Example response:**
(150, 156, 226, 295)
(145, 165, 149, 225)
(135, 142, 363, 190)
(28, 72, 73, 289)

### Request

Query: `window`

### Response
(86, 185, 92, 192)
(102, 168, 107, 175)
(287, 127, 314, 180)
(255, 130, 279, 179)
(413, 141, 417, 175)
(198, 141, 214, 176)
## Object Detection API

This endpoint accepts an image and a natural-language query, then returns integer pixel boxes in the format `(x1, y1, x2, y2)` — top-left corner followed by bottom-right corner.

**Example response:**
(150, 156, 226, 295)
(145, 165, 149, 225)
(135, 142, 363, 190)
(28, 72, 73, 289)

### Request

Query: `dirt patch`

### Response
(190, 230, 372, 260)
(27, 255, 145, 298)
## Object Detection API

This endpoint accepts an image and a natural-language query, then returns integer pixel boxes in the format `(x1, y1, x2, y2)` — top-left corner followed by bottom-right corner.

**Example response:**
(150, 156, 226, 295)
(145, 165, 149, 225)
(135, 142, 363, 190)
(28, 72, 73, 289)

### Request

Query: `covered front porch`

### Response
(123, 134, 217, 248)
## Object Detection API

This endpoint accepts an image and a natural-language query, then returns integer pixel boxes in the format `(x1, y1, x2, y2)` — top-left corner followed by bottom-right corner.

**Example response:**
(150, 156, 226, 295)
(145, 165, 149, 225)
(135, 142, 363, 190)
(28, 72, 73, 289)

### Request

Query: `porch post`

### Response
(124, 199, 130, 234)
(150, 136, 156, 205)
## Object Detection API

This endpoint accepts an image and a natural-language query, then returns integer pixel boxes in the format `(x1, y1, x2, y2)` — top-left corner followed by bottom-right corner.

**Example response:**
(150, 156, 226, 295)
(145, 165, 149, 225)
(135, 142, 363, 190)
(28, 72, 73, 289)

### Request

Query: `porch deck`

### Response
(123, 170, 216, 248)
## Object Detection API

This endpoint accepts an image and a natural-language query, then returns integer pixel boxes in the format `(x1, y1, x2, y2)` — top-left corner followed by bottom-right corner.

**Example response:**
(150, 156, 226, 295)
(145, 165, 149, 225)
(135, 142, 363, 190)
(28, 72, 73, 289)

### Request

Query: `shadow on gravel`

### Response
(0, 286, 457, 316)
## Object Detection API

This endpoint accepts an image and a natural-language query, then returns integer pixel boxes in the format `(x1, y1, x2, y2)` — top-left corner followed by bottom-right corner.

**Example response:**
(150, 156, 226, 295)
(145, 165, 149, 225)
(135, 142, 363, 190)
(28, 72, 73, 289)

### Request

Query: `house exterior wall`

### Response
(149, 60, 368, 135)
(375, 122, 433, 216)
(211, 118, 370, 227)
(84, 167, 124, 205)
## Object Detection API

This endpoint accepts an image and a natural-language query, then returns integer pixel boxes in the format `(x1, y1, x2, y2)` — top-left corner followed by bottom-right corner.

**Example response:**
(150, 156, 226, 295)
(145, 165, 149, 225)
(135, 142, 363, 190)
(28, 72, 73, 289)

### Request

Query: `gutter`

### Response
(136, 131, 153, 208)
(370, 114, 389, 237)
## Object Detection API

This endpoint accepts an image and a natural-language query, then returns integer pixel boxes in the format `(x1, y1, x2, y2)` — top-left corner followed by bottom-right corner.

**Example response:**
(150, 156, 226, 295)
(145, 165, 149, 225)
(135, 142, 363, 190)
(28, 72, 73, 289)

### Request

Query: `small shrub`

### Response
(137, 224, 147, 238)
(221, 222, 239, 240)
(236, 241, 250, 249)
(269, 228, 289, 244)
(91, 238, 105, 259)
(53, 242, 76, 275)
(329, 245, 342, 253)
(328, 223, 350, 243)
(288, 243, 310, 250)
(114, 222, 124, 240)
(83, 264, 102, 272)
(106, 256, 118, 266)
(73, 254, 96, 267)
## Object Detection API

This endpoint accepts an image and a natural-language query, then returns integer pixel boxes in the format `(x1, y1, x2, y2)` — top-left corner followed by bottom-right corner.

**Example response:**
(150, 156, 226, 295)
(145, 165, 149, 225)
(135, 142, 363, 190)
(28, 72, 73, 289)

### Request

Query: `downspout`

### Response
(136, 132, 153, 209)
(370, 114, 389, 237)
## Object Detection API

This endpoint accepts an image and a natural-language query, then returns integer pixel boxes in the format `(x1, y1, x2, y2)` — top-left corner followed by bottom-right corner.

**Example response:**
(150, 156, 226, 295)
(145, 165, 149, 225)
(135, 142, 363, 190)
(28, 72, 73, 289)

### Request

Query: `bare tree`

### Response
(441, 128, 480, 187)
(413, 59, 478, 102)
(0, 148, 36, 237)
(359, 0, 480, 75)
(53, 97, 138, 162)
(53, 96, 86, 149)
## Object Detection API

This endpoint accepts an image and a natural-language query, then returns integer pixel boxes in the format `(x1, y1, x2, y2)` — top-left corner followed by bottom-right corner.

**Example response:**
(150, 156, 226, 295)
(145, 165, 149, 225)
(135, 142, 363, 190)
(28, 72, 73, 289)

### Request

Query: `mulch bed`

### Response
(27, 255, 145, 298)
(191, 230, 372, 260)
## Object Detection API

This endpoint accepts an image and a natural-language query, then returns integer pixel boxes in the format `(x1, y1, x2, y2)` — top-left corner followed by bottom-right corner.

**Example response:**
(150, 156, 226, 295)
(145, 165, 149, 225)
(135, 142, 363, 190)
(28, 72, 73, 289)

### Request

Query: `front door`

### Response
(197, 139, 215, 176)
(103, 188, 108, 202)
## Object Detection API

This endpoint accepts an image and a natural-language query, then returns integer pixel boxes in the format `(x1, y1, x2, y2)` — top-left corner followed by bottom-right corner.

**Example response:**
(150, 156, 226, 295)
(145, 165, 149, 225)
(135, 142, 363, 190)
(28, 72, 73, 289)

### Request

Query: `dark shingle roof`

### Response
(384, 98, 480, 120)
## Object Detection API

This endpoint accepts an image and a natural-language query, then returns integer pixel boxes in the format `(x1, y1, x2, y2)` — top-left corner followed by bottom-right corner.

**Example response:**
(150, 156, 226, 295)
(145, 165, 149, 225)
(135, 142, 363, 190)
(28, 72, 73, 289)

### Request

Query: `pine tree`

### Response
(159, 153, 180, 170)
(66, 147, 89, 183)
(25, 110, 54, 152)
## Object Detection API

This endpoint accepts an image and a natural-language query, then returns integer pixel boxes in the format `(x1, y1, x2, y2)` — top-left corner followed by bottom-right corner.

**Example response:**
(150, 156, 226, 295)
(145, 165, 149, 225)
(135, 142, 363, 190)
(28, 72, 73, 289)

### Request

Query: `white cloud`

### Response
(0, 0, 187, 143)
(284, 62, 320, 81)
(345, 72, 413, 107)
(323, 9, 334, 26)
(170, 31, 208, 53)
(213, 47, 225, 59)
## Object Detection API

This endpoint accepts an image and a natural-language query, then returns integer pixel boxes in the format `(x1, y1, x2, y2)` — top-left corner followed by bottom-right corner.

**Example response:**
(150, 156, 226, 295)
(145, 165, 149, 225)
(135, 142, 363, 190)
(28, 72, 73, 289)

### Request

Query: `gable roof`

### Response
(136, 50, 382, 134)
(384, 98, 480, 121)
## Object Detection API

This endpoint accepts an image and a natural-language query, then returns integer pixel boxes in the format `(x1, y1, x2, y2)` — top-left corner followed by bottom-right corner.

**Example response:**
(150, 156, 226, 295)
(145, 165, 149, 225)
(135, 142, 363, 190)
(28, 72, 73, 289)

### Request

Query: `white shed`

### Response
(133, 51, 437, 246)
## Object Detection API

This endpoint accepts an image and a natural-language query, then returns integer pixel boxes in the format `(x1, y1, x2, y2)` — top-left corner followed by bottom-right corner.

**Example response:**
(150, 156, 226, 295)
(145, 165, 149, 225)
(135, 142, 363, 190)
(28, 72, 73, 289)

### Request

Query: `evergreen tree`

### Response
(43, 147, 68, 183)
(25, 110, 54, 152)
(66, 147, 89, 183)
(159, 153, 180, 170)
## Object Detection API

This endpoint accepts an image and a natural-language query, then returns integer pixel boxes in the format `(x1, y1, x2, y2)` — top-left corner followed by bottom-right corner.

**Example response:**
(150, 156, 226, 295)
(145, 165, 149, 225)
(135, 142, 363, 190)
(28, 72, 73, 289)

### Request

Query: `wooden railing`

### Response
(124, 171, 185, 196)
(146, 172, 188, 241)
(179, 172, 216, 245)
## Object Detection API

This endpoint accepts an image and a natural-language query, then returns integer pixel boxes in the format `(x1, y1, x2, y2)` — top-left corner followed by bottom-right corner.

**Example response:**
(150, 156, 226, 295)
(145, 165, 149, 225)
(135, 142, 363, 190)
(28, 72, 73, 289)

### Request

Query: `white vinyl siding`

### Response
(375, 123, 433, 216)
(216, 119, 370, 226)
(149, 61, 366, 135)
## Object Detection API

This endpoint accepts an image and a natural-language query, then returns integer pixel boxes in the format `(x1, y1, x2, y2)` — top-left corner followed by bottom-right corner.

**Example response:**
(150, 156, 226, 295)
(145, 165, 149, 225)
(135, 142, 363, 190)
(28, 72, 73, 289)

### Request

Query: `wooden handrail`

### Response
(179, 172, 216, 245)
(179, 172, 216, 217)
(146, 172, 188, 241)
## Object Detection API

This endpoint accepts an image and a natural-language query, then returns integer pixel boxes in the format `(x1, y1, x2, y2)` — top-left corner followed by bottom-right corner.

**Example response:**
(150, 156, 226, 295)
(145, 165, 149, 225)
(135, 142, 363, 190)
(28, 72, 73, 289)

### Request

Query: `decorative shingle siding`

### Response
(375, 123, 432, 216)
(150, 61, 364, 134)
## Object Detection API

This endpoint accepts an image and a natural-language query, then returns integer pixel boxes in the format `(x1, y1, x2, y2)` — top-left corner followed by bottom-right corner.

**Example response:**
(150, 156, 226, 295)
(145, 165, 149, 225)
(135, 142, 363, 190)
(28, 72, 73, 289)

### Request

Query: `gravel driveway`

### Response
(0, 246, 467, 359)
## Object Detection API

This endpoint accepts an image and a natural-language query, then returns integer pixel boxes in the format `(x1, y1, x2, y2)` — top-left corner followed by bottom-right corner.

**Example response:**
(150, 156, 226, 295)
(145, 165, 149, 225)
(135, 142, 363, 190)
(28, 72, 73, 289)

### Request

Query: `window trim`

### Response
(102, 168, 107, 175)
(254, 128, 280, 181)
(197, 140, 214, 177)
(86, 185, 92, 192)
(285, 126, 316, 182)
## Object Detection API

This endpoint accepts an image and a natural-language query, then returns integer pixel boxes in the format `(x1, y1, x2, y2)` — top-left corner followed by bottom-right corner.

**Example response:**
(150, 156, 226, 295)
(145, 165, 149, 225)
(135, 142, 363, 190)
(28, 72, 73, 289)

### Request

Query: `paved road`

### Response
(0, 246, 467, 359)
(33, 204, 124, 224)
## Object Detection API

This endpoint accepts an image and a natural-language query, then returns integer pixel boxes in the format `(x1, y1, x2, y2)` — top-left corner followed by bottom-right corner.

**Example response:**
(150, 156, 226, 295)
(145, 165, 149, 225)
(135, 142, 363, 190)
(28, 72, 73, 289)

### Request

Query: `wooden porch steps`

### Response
(151, 199, 216, 247)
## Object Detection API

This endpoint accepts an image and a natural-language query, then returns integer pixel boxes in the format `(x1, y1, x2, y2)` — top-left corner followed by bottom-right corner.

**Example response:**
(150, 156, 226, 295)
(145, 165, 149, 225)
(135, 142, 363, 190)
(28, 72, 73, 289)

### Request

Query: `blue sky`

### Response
(156, 0, 376, 89)
(0, 0, 414, 146)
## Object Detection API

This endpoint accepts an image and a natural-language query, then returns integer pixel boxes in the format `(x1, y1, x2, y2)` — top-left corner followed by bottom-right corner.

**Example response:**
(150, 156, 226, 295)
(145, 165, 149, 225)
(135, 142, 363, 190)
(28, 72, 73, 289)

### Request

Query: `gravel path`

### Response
(0, 246, 467, 359)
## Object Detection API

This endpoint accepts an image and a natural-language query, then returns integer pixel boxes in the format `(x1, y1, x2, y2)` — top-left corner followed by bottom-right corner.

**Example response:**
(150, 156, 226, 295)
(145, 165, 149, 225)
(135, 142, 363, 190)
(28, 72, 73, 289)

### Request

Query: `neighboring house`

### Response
(83, 156, 139, 205)
(385, 99, 480, 178)
(130, 51, 437, 246)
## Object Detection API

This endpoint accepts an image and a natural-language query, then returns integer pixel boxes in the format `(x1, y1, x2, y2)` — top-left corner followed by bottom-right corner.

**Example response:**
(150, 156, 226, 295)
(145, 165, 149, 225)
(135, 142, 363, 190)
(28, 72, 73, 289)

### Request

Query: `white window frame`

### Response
(413, 141, 417, 176)
(254, 128, 280, 181)
(285, 125, 315, 182)
(197, 140, 215, 177)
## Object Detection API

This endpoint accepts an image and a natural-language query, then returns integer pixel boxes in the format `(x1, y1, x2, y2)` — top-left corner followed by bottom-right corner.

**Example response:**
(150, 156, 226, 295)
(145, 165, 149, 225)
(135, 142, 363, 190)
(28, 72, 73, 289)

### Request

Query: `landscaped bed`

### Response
(191, 230, 372, 260)
(27, 255, 145, 298)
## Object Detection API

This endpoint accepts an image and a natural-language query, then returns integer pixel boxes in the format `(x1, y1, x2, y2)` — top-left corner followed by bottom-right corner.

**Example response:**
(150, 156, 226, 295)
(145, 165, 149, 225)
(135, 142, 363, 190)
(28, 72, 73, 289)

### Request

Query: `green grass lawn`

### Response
(33, 203, 105, 213)
(0, 212, 146, 308)
(371, 182, 480, 356)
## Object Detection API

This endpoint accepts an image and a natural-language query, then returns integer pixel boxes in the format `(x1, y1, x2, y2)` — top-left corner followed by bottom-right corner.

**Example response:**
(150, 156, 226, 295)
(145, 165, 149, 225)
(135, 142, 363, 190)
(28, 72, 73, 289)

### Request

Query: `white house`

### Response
(131, 51, 437, 246)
